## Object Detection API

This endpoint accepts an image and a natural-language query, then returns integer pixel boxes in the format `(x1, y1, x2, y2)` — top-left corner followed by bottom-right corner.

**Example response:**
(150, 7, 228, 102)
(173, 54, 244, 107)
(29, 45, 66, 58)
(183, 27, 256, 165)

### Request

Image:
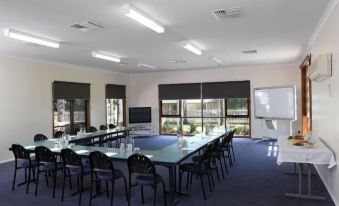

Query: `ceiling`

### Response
(0, 0, 329, 73)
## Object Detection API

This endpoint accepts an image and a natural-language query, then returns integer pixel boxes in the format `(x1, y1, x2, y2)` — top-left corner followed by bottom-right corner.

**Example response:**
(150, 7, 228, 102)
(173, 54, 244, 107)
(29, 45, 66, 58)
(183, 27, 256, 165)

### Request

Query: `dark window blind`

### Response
(53, 81, 90, 99)
(202, 81, 250, 98)
(158, 83, 201, 100)
(106, 84, 126, 99)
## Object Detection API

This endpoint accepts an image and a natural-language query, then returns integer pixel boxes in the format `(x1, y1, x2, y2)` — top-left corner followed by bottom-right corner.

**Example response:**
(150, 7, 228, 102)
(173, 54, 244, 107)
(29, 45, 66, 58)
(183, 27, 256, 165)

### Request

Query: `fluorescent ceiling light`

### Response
(122, 4, 165, 33)
(3, 28, 60, 48)
(92, 52, 121, 63)
(210, 56, 222, 65)
(181, 42, 202, 55)
(137, 63, 156, 69)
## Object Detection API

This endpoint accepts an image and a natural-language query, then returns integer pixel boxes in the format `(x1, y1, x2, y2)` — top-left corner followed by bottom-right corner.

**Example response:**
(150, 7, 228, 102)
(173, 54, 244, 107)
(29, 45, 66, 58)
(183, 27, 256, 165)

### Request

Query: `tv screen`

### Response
(129, 107, 152, 123)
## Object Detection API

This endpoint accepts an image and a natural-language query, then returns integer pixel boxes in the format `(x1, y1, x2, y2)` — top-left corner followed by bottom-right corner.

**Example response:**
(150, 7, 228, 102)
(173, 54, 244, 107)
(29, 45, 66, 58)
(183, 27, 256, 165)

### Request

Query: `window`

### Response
(53, 99, 89, 135)
(53, 81, 90, 135)
(106, 99, 124, 126)
(159, 81, 251, 136)
(105, 84, 126, 127)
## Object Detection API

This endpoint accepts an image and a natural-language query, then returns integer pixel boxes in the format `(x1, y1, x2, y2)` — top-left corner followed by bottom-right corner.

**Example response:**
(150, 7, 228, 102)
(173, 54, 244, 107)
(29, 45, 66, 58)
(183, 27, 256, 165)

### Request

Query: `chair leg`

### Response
(106, 181, 110, 198)
(68, 170, 73, 190)
(52, 171, 57, 199)
(62, 169, 66, 201)
(110, 180, 115, 206)
(213, 159, 220, 182)
(35, 168, 40, 196)
(199, 173, 206, 200)
(231, 146, 235, 162)
(123, 177, 128, 201)
(79, 175, 83, 206)
(223, 154, 229, 174)
(12, 167, 17, 191)
(26, 167, 32, 194)
(162, 181, 167, 206)
(190, 172, 193, 185)
(128, 182, 131, 206)
(153, 184, 157, 206)
(141, 186, 144, 203)
(89, 175, 93, 206)
(185, 172, 189, 189)
(218, 157, 225, 179)
(178, 170, 183, 197)
(206, 171, 212, 192)
(24, 168, 27, 182)
(45, 172, 49, 186)
(228, 149, 233, 166)
(209, 168, 215, 187)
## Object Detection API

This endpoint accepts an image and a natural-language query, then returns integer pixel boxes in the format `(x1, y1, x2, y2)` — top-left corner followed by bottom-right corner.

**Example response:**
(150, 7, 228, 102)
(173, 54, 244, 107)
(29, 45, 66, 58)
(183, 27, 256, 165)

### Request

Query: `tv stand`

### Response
(128, 124, 153, 136)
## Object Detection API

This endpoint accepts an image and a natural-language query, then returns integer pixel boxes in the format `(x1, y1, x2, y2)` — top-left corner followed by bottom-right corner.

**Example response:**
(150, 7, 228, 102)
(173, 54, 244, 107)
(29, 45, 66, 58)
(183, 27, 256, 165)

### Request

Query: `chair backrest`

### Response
(100, 125, 108, 130)
(87, 126, 98, 133)
(199, 142, 213, 167)
(211, 138, 220, 152)
(55, 131, 64, 138)
(61, 148, 82, 168)
(89, 151, 113, 172)
(35, 146, 56, 164)
(220, 134, 231, 147)
(11, 144, 30, 160)
(229, 129, 235, 140)
(108, 124, 116, 129)
(34, 134, 48, 142)
(127, 154, 156, 177)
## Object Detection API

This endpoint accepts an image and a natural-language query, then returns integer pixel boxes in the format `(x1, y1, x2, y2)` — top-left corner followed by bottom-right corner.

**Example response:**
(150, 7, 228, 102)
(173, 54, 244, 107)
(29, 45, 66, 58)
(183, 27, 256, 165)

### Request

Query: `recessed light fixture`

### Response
(92, 52, 121, 63)
(210, 56, 222, 65)
(181, 42, 202, 55)
(69, 21, 104, 32)
(137, 63, 156, 69)
(3, 28, 60, 48)
(242, 49, 258, 54)
(122, 3, 165, 34)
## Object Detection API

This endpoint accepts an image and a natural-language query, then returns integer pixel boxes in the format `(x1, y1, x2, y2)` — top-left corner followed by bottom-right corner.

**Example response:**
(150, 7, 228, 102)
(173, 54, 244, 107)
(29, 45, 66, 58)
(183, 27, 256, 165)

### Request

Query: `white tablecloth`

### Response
(277, 136, 336, 168)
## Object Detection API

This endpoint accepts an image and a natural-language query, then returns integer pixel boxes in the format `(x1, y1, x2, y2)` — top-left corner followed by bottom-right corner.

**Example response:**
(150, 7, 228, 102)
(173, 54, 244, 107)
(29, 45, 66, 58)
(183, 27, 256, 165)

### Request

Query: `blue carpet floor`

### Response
(0, 137, 335, 206)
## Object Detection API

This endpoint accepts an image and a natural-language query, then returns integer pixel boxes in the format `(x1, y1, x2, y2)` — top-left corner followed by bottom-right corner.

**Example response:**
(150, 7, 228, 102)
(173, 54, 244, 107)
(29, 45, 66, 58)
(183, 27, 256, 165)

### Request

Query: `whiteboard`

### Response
(254, 86, 296, 120)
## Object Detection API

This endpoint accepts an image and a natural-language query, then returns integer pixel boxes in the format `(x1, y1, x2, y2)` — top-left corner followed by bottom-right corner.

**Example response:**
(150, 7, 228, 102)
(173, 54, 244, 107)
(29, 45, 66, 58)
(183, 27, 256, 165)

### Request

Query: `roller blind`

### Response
(53, 81, 90, 99)
(106, 84, 126, 99)
(158, 83, 201, 100)
(202, 81, 250, 98)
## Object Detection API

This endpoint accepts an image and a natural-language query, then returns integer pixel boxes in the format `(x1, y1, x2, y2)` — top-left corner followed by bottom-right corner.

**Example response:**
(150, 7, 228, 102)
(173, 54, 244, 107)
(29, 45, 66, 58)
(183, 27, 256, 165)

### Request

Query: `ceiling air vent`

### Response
(242, 50, 258, 54)
(171, 59, 186, 64)
(212, 7, 242, 20)
(69, 21, 104, 32)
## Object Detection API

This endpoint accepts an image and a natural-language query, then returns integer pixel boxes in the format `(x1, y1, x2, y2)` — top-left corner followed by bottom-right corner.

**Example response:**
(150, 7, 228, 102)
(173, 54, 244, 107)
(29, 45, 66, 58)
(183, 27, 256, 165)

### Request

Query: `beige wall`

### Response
(0, 56, 129, 162)
(309, 3, 339, 204)
(128, 63, 301, 138)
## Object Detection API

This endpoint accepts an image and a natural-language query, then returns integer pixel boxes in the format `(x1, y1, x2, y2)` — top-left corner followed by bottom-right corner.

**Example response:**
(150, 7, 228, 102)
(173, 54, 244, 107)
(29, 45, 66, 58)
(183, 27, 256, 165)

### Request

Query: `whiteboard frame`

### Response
(253, 85, 297, 120)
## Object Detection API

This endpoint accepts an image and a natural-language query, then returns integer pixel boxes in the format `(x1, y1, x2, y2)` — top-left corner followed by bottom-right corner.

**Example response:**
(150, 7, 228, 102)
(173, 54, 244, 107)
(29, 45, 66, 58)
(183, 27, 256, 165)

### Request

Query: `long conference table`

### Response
(12, 127, 227, 205)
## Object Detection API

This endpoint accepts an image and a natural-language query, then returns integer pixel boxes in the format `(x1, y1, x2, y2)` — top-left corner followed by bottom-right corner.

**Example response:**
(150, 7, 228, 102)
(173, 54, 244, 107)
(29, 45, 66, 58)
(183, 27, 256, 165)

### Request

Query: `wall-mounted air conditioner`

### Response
(307, 53, 332, 82)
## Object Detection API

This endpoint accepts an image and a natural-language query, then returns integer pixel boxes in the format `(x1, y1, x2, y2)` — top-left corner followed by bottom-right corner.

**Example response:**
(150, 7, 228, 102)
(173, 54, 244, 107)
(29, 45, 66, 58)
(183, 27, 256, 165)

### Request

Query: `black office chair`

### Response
(87, 126, 98, 133)
(61, 148, 90, 205)
(11, 144, 37, 194)
(55, 131, 64, 138)
(179, 142, 214, 200)
(89, 151, 128, 206)
(108, 124, 116, 129)
(127, 154, 166, 206)
(100, 125, 108, 130)
(219, 133, 234, 168)
(34, 134, 48, 142)
(228, 130, 236, 163)
(34, 146, 63, 198)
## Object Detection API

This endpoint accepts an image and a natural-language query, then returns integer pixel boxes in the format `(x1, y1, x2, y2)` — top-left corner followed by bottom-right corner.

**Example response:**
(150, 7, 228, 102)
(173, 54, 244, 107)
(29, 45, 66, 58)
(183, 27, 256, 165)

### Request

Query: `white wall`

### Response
(0, 56, 129, 162)
(128, 63, 301, 138)
(309, 3, 339, 204)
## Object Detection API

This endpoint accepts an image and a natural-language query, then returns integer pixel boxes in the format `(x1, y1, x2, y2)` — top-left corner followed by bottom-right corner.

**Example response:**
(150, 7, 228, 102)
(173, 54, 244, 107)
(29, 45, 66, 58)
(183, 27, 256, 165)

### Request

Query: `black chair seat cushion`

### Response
(180, 163, 200, 173)
(40, 162, 63, 172)
(68, 164, 91, 176)
(18, 160, 38, 168)
(96, 169, 124, 180)
(135, 174, 163, 186)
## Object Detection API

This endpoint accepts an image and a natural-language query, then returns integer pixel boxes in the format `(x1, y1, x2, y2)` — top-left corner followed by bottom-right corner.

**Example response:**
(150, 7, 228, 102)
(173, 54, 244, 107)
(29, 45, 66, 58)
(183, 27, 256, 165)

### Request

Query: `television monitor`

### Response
(129, 107, 152, 123)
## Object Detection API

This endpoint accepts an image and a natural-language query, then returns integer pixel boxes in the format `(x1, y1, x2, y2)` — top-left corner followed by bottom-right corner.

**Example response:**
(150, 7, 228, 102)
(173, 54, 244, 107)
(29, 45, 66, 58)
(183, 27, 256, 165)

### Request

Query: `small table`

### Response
(277, 136, 336, 200)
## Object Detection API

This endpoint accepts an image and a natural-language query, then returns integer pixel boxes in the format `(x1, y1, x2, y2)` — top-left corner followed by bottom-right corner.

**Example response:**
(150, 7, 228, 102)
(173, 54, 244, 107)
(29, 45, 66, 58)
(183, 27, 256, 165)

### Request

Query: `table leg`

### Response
(285, 163, 327, 200)
(168, 166, 179, 205)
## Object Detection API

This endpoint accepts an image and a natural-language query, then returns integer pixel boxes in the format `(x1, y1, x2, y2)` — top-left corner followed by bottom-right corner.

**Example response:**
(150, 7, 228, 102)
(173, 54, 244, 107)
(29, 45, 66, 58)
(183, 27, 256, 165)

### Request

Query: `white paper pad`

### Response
(105, 152, 118, 157)
(181, 147, 196, 151)
(24, 146, 36, 149)
(49, 139, 58, 142)
(76, 150, 89, 154)
(145, 155, 153, 158)
(51, 148, 62, 152)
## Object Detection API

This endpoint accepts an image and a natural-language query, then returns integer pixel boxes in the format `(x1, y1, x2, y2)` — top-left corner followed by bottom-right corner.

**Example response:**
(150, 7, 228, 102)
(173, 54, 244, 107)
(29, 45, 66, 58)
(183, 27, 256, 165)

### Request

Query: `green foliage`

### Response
(162, 122, 176, 134)
(189, 122, 198, 134)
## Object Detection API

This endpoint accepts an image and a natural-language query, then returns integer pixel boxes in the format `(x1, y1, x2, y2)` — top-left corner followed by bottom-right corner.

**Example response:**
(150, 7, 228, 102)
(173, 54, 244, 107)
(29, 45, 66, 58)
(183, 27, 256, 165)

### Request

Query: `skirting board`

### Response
(315, 165, 338, 206)
(0, 158, 14, 164)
